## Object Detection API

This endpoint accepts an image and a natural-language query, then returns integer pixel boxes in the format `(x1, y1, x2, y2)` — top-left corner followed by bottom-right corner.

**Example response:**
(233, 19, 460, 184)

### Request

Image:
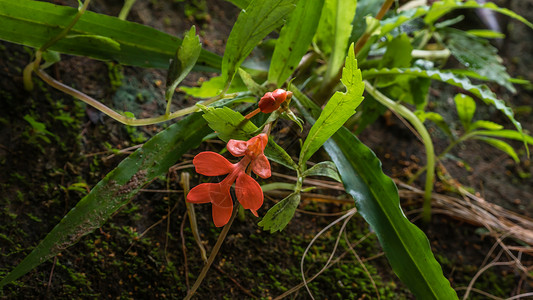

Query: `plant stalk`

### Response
(364, 81, 435, 222)
(184, 204, 239, 300)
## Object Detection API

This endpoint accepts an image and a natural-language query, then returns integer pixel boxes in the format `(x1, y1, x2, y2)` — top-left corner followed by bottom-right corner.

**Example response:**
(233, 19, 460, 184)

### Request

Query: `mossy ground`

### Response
(1, 0, 532, 298)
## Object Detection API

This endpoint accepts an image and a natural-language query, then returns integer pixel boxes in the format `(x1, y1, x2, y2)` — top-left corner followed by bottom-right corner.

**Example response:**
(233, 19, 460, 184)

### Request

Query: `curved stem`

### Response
(184, 204, 239, 300)
(35, 69, 229, 126)
(365, 81, 435, 222)
(407, 131, 477, 184)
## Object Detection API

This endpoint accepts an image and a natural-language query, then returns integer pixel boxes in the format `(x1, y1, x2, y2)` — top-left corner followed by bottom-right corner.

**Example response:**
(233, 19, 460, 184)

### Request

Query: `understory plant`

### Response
(1, 0, 532, 298)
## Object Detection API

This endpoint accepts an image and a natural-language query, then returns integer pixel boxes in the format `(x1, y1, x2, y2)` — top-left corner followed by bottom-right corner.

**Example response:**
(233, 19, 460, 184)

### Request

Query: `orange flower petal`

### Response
(251, 154, 271, 179)
(227, 139, 247, 157)
(212, 204, 233, 227)
(186, 183, 216, 204)
(235, 173, 263, 211)
(193, 152, 234, 176)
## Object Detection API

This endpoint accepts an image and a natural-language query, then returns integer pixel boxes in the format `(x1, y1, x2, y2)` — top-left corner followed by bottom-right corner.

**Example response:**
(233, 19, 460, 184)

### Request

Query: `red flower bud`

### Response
(258, 89, 292, 113)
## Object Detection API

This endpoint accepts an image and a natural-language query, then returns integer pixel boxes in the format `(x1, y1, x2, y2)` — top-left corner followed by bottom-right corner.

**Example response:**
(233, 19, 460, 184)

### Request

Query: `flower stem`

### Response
(184, 204, 240, 300)
(365, 81, 435, 222)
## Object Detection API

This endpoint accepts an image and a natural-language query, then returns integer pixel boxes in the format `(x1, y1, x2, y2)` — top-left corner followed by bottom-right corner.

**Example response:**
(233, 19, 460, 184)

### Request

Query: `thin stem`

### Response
(35, 69, 228, 126)
(118, 0, 137, 20)
(184, 204, 239, 300)
(365, 81, 435, 222)
(40, 0, 91, 52)
(407, 131, 477, 184)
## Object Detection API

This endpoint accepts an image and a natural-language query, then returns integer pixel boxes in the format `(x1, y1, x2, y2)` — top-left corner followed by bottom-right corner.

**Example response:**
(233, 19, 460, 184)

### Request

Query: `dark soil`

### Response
(1, 0, 532, 299)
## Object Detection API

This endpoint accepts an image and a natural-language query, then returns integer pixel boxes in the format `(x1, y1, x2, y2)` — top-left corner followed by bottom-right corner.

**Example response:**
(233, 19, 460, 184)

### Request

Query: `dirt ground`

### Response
(0, 0, 532, 299)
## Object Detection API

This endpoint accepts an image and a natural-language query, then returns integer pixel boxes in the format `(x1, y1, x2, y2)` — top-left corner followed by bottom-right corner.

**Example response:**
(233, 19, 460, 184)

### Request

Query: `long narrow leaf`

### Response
(221, 0, 296, 85)
(0, 113, 211, 287)
(0, 0, 221, 70)
(424, 0, 533, 30)
(268, 0, 324, 86)
(325, 128, 458, 299)
(362, 68, 523, 135)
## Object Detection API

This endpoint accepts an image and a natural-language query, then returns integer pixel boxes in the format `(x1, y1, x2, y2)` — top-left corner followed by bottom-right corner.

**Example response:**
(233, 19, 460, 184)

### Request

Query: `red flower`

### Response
(186, 134, 271, 227)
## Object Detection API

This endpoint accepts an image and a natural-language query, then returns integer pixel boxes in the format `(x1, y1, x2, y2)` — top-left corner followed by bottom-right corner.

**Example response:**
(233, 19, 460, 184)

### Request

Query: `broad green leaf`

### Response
(416, 111, 452, 137)
(201, 106, 297, 169)
(202, 106, 258, 141)
(474, 130, 533, 145)
(268, 0, 324, 86)
(221, 0, 296, 85)
(300, 43, 364, 163)
(454, 94, 476, 131)
(180, 76, 247, 98)
(424, 0, 533, 31)
(293, 90, 458, 299)
(441, 28, 514, 92)
(0, 0, 221, 70)
(302, 161, 342, 182)
(470, 120, 503, 131)
(475, 136, 519, 163)
(362, 68, 524, 136)
(466, 29, 505, 39)
(258, 192, 300, 233)
(0, 113, 212, 287)
(324, 0, 357, 84)
(325, 128, 458, 299)
(166, 26, 201, 96)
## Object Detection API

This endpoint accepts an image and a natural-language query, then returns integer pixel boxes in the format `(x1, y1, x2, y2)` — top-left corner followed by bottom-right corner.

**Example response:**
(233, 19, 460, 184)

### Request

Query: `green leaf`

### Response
(293, 88, 457, 299)
(202, 106, 258, 141)
(475, 136, 519, 163)
(41, 50, 61, 69)
(300, 43, 364, 163)
(323, 0, 357, 84)
(474, 130, 533, 145)
(268, 0, 324, 86)
(166, 26, 201, 96)
(454, 94, 476, 131)
(238, 68, 268, 96)
(0, 113, 212, 287)
(424, 0, 533, 31)
(470, 120, 504, 131)
(466, 29, 505, 39)
(258, 192, 300, 233)
(65, 34, 121, 51)
(362, 68, 524, 136)
(349, 0, 384, 43)
(376, 34, 413, 88)
(302, 161, 342, 182)
(221, 0, 296, 85)
(0, 0, 221, 70)
(441, 28, 514, 92)
(181, 76, 247, 98)
(325, 128, 458, 299)
(201, 106, 297, 169)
